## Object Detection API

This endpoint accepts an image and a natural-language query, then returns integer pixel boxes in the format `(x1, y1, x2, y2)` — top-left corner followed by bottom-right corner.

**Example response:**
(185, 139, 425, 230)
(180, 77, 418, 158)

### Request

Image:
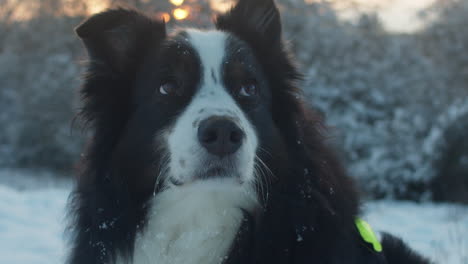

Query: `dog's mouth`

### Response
(200, 158, 241, 179)
(169, 159, 244, 186)
(205, 166, 228, 177)
(170, 177, 184, 186)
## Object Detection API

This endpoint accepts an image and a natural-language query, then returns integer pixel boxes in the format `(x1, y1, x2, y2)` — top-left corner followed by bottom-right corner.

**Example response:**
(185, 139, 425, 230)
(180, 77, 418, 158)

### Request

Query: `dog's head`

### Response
(76, 0, 301, 199)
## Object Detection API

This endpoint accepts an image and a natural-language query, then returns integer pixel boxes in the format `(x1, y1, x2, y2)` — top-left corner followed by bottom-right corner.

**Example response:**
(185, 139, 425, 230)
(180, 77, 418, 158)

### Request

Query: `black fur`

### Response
(68, 8, 168, 264)
(381, 233, 432, 264)
(67, 1, 431, 264)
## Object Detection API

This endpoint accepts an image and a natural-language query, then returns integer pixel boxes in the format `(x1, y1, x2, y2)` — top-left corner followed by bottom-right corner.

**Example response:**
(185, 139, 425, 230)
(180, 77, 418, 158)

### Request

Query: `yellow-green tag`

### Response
(355, 218, 382, 252)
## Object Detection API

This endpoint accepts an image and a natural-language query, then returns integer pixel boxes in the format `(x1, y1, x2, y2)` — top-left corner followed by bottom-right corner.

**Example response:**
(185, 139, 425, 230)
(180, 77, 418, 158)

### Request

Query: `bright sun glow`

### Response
(210, 0, 235, 13)
(87, 0, 109, 14)
(173, 8, 189, 20)
(159, 12, 171, 22)
(308, 0, 436, 32)
(170, 0, 185, 6)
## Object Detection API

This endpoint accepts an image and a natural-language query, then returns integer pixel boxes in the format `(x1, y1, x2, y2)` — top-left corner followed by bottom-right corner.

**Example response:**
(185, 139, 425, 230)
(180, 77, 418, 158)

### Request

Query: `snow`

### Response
(0, 172, 467, 264)
(0, 185, 69, 264)
(363, 201, 468, 264)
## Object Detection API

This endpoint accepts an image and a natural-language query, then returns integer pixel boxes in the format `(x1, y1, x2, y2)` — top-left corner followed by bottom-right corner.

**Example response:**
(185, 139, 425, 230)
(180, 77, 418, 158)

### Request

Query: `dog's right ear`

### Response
(76, 8, 166, 73)
(75, 9, 166, 144)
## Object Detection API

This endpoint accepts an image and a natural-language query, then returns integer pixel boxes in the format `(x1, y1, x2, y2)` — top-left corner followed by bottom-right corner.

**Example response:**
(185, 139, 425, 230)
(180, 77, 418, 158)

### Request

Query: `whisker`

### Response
(253, 164, 265, 204)
(254, 154, 274, 206)
(258, 147, 273, 159)
(256, 154, 274, 181)
(154, 153, 170, 195)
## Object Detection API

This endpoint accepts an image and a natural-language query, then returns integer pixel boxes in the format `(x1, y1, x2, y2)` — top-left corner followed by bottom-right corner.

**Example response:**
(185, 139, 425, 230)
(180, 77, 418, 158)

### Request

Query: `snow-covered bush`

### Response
(0, 1, 85, 171)
(280, 0, 466, 200)
(430, 100, 468, 203)
(418, 0, 468, 96)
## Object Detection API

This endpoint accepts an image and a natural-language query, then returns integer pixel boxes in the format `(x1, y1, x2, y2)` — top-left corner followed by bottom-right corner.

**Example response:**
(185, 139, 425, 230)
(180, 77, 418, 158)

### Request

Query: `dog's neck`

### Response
(124, 179, 258, 264)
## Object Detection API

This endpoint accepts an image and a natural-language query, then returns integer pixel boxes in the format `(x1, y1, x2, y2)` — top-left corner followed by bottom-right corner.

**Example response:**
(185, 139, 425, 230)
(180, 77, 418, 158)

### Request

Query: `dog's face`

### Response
(134, 28, 277, 189)
(160, 30, 266, 186)
(76, 0, 292, 200)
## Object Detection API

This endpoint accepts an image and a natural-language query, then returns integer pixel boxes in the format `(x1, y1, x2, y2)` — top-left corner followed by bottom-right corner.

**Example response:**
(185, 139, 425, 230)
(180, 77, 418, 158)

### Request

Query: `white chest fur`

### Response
(125, 179, 257, 264)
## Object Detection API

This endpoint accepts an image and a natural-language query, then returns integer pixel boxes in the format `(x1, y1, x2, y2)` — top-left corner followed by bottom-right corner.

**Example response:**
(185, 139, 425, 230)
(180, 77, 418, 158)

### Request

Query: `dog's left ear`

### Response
(216, 0, 282, 48)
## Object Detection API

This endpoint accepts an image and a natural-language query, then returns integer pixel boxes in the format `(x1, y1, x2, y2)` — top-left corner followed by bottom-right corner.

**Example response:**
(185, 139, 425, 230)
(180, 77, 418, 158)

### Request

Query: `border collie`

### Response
(67, 0, 431, 263)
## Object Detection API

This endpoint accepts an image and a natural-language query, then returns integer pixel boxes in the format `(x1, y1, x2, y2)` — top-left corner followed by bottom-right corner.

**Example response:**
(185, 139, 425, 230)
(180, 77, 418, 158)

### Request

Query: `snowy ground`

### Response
(364, 201, 468, 263)
(0, 169, 467, 264)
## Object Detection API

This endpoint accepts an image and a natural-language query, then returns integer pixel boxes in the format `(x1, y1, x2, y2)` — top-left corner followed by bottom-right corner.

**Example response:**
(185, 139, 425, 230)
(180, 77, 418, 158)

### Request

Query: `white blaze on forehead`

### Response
(186, 29, 226, 85)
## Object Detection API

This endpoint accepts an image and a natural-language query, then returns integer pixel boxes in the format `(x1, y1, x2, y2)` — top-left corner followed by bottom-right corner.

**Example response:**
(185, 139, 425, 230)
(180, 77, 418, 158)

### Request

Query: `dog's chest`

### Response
(127, 183, 256, 264)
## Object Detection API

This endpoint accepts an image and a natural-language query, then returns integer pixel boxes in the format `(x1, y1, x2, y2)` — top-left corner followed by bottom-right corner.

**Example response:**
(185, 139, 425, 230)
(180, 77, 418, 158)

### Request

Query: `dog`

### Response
(67, 0, 431, 263)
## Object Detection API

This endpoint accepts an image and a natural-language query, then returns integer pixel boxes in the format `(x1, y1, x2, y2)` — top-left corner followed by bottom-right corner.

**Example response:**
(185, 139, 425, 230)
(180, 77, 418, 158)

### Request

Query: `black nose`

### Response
(198, 118, 245, 157)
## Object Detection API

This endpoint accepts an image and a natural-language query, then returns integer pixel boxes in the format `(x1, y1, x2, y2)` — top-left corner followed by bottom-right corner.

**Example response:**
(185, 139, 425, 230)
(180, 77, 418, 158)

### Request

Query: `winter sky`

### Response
(336, 0, 436, 32)
(371, 0, 436, 32)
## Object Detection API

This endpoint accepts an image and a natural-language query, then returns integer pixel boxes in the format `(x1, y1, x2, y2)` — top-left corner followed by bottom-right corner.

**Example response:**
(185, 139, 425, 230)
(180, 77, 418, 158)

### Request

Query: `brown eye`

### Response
(159, 81, 179, 96)
(239, 82, 257, 97)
